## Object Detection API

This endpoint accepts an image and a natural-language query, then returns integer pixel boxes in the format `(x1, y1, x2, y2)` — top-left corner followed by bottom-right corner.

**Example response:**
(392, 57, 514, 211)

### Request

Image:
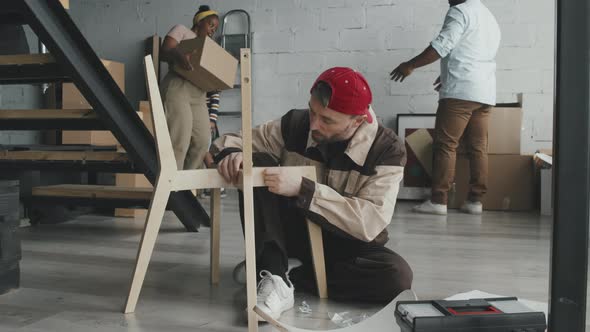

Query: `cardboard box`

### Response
(173, 36, 238, 91)
(115, 208, 147, 218)
(61, 131, 118, 146)
(113, 172, 152, 218)
(62, 60, 124, 109)
(115, 174, 152, 189)
(60, 60, 125, 146)
(449, 155, 535, 211)
(139, 101, 154, 136)
(113, 172, 151, 218)
(63, 111, 144, 147)
(459, 105, 523, 155)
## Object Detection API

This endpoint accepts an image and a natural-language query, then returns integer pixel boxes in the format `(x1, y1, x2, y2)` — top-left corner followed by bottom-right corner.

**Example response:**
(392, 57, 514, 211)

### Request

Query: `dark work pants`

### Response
(238, 153, 413, 304)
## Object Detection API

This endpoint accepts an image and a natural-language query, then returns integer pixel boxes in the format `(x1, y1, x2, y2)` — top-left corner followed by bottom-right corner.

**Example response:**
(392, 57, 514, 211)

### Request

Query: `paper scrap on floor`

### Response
(445, 290, 548, 322)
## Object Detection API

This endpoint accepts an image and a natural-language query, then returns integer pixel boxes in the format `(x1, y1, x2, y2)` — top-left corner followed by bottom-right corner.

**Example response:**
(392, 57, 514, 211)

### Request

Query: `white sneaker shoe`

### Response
(461, 200, 483, 214)
(255, 270, 294, 322)
(412, 200, 447, 215)
(233, 259, 302, 286)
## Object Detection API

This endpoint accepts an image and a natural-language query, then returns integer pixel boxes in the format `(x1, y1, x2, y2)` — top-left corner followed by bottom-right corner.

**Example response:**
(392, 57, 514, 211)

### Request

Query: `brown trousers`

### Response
(160, 72, 210, 170)
(431, 98, 492, 205)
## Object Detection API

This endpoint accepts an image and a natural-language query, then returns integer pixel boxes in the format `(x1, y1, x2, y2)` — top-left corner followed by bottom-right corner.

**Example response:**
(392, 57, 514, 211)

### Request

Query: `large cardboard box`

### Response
(114, 171, 151, 218)
(115, 174, 152, 189)
(449, 155, 535, 211)
(173, 36, 238, 91)
(62, 60, 125, 109)
(61, 59, 125, 146)
(61, 131, 118, 146)
(458, 105, 523, 155)
(63, 111, 144, 147)
(139, 101, 154, 136)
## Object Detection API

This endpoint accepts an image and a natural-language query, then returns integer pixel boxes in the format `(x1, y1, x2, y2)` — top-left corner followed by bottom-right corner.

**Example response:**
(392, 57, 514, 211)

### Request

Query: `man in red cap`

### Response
(211, 67, 413, 321)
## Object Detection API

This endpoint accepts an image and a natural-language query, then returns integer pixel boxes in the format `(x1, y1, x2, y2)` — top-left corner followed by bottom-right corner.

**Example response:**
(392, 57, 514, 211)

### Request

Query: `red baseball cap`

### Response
(310, 67, 373, 123)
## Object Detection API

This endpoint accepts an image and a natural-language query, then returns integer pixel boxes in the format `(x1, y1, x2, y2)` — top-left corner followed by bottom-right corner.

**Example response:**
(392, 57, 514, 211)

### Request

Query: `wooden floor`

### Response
(0, 191, 578, 331)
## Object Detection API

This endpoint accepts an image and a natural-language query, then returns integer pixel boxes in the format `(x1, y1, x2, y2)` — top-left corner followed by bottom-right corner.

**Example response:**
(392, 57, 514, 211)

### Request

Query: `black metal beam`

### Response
(0, 16, 27, 26)
(549, 0, 590, 330)
(0, 63, 71, 84)
(16, 0, 209, 231)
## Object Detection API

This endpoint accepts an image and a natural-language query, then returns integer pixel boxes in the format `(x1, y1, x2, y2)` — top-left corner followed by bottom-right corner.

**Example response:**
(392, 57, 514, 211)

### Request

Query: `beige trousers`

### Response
(160, 72, 210, 170)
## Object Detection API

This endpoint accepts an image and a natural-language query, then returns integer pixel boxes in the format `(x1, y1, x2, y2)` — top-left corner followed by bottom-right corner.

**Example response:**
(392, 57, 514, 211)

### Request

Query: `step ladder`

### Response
(217, 9, 252, 119)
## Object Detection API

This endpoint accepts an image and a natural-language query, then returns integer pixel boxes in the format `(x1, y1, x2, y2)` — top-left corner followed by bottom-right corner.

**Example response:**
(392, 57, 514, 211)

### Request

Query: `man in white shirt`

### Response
(391, 0, 501, 215)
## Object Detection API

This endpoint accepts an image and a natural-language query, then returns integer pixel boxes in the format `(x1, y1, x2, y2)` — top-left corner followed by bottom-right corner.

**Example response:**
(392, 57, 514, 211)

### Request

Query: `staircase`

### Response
(0, 0, 210, 231)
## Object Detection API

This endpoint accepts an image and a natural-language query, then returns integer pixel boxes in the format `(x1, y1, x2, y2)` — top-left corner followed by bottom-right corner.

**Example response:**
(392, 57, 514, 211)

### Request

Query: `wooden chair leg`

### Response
(210, 188, 221, 286)
(124, 178, 172, 313)
(307, 220, 328, 299)
(243, 184, 258, 332)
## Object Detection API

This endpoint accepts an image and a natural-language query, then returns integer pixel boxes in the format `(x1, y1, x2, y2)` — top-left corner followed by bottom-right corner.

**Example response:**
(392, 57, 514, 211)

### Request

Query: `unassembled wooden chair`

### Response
(123, 52, 327, 331)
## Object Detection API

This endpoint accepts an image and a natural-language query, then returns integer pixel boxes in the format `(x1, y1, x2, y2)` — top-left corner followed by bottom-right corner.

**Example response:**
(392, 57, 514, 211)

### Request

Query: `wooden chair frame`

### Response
(123, 51, 327, 332)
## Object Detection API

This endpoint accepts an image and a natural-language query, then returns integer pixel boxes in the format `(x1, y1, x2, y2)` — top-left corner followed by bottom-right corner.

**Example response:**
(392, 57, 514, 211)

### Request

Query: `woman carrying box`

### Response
(160, 5, 220, 170)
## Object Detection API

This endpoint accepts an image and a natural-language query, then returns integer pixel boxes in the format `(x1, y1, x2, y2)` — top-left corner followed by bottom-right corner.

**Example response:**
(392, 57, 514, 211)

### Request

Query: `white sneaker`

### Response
(461, 200, 483, 214)
(255, 270, 294, 322)
(233, 259, 302, 286)
(412, 200, 447, 215)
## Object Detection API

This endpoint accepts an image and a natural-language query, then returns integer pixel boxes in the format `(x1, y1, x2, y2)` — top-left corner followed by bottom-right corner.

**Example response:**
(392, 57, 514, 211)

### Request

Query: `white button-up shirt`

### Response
(430, 0, 501, 106)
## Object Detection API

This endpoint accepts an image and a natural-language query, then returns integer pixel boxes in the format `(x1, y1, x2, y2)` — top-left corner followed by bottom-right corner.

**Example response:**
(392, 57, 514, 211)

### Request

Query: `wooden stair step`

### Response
(0, 54, 55, 65)
(0, 149, 128, 161)
(0, 109, 104, 130)
(0, 54, 71, 84)
(32, 184, 152, 200)
(0, 145, 135, 173)
(0, 109, 96, 119)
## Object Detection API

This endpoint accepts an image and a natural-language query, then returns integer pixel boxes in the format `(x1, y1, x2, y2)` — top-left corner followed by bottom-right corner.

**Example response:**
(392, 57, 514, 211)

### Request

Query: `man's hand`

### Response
(204, 152, 214, 168)
(263, 168, 302, 197)
(434, 76, 442, 91)
(390, 62, 415, 82)
(217, 152, 243, 184)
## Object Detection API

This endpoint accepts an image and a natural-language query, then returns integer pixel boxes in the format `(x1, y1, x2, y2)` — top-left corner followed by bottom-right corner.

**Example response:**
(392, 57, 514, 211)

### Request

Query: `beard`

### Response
(311, 130, 341, 144)
(311, 122, 357, 144)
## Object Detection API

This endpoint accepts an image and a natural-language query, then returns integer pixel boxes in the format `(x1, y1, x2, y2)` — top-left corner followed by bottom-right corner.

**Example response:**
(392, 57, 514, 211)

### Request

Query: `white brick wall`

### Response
(71, 0, 556, 153)
(249, 0, 556, 153)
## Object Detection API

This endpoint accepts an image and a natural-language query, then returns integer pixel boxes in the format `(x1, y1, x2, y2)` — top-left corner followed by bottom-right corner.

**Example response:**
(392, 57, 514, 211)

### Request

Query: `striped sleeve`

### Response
(207, 91, 220, 123)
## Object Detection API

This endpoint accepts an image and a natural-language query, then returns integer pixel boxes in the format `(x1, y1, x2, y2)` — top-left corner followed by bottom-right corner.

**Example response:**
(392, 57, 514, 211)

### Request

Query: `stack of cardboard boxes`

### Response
(449, 98, 535, 211)
(53, 60, 154, 218)
(114, 101, 153, 218)
(61, 59, 125, 146)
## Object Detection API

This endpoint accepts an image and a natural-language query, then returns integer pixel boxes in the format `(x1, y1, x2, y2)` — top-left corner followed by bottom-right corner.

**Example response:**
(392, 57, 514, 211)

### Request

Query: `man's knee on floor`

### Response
(379, 255, 414, 302)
